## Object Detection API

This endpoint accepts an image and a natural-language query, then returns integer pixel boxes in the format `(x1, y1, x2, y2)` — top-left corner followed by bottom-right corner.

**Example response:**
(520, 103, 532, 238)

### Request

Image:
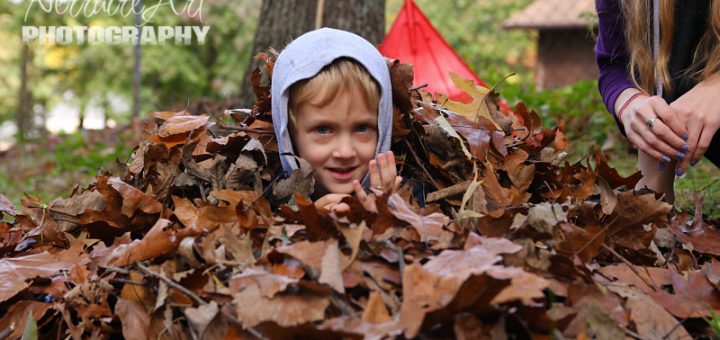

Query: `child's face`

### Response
(293, 85, 378, 195)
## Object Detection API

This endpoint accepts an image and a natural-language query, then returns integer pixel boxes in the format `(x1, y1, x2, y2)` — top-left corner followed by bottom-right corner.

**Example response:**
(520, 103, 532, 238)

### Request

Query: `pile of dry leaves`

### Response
(0, 58, 719, 339)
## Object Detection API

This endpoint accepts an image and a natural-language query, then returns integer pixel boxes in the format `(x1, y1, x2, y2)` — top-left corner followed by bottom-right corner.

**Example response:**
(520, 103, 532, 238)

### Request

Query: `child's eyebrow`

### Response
(352, 115, 378, 124)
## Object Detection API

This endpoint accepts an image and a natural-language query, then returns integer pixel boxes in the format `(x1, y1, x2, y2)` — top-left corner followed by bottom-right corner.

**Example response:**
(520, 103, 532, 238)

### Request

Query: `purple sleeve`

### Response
(595, 0, 634, 136)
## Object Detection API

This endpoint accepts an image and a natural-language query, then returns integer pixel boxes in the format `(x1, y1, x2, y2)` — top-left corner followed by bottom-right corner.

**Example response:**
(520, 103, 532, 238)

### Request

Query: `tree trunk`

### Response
(239, 0, 386, 107)
(16, 43, 31, 143)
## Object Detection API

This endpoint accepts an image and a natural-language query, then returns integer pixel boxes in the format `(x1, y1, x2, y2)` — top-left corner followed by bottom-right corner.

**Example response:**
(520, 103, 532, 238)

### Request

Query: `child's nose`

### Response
(332, 136, 357, 159)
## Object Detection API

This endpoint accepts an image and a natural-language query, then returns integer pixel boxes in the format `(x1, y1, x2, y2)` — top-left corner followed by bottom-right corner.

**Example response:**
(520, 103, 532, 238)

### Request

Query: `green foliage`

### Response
(0, 0, 260, 132)
(705, 310, 720, 336)
(0, 131, 134, 207)
(51, 133, 132, 175)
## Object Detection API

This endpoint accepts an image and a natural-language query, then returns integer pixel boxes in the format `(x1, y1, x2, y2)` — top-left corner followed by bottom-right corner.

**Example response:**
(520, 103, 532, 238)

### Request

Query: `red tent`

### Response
(380, 0, 509, 111)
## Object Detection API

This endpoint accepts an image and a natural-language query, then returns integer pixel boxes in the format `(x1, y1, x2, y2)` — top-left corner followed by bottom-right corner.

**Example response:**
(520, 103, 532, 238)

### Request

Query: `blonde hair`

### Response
(288, 58, 380, 129)
(622, 0, 720, 95)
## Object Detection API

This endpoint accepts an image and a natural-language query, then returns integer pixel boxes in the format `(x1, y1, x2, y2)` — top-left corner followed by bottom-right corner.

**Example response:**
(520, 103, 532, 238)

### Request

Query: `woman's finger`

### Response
(635, 120, 687, 161)
(676, 120, 703, 175)
(634, 102, 688, 154)
(628, 131, 670, 163)
(650, 96, 688, 140)
(645, 117, 689, 153)
(690, 126, 717, 166)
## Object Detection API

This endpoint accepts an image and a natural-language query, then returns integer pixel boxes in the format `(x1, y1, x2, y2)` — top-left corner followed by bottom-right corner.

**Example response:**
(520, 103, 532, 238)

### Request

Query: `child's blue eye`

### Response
(315, 126, 331, 134)
(356, 124, 370, 133)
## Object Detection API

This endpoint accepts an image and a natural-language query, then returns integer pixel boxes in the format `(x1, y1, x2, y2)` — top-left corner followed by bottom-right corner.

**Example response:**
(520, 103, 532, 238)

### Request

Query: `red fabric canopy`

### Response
(380, 0, 509, 111)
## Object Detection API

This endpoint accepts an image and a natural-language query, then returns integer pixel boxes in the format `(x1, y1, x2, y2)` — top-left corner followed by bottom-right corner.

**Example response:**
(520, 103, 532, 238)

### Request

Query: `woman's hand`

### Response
(670, 73, 720, 175)
(620, 93, 689, 168)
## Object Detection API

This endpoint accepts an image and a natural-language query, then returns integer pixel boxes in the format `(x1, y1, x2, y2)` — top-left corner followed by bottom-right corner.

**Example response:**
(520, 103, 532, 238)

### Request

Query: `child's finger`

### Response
(378, 153, 395, 190)
(353, 180, 368, 202)
(369, 159, 381, 188)
(393, 176, 402, 191)
(330, 203, 351, 214)
(314, 193, 350, 211)
(386, 151, 398, 186)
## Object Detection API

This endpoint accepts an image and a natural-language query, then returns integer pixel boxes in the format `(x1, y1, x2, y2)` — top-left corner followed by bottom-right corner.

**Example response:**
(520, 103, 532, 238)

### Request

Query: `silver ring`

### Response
(374, 186, 383, 190)
(646, 117, 658, 129)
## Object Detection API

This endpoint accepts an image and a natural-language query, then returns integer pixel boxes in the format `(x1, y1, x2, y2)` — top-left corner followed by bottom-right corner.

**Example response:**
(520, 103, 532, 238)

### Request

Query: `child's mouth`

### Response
(326, 166, 358, 181)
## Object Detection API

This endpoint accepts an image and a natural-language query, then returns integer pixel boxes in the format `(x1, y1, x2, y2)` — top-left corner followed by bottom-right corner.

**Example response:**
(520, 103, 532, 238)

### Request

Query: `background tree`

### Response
(239, 0, 386, 106)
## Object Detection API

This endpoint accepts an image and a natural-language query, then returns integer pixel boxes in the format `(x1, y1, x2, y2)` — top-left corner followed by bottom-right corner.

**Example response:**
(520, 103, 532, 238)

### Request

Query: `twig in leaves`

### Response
(426, 180, 471, 202)
(218, 124, 274, 135)
(109, 278, 147, 286)
(409, 83, 428, 92)
(136, 262, 207, 305)
(104, 267, 130, 275)
(221, 309, 265, 339)
(403, 139, 442, 191)
(331, 294, 358, 318)
(662, 317, 689, 340)
(601, 244, 658, 293)
(574, 207, 626, 257)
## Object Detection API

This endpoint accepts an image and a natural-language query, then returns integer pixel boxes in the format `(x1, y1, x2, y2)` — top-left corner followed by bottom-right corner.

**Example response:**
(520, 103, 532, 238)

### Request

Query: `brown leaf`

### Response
(210, 190, 273, 228)
(110, 219, 196, 267)
(400, 246, 508, 337)
(527, 202, 567, 234)
(115, 298, 165, 340)
(51, 176, 163, 242)
(184, 301, 219, 338)
(556, 222, 604, 262)
(504, 149, 535, 192)
(172, 196, 236, 233)
(229, 267, 298, 298)
(0, 241, 86, 303)
(609, 191, 671, 250)
(233, 283, 330, 328)
(443, 72, 511, 134)
(669, 212, 720, 256)
(650, 268, 720, 318)
(362, 291, 392, 324)
(0, 301, 51, 340)
(463, 233, 523, 254)
(0, 194, 17, 217)
(489, 267, 549, 305)
(388, 60, 414, 115)
(154, 115, 210, 138)
(272, 157, 315, 200)
(387, 193, 451, 245)
(276, 240, 334, 271)
(626, 293, 691, 340)
(295, 193, 339, 241)
(318, 240, 344, 293)
(320, 315, 403, 339)
(596, 264, 670, 294)
(120, 270, 156, 314)
(596, 177, 617, 215)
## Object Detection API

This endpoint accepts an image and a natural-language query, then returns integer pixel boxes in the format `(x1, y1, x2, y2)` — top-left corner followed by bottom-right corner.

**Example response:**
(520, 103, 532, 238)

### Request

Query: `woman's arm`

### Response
(595, 0, 634, 135)
(595, 0, 688, 165)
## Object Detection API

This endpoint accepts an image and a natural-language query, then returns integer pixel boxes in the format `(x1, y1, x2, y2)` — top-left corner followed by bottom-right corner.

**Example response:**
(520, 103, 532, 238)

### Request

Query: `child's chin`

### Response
(322, 182, 355, 195)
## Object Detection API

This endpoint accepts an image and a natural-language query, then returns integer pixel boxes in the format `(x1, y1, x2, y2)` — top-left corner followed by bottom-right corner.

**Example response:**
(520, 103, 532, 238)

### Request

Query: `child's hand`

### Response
(313, 151, 401, 214)
(314, 193, 351, 212)
(352, 151, 402, 212)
